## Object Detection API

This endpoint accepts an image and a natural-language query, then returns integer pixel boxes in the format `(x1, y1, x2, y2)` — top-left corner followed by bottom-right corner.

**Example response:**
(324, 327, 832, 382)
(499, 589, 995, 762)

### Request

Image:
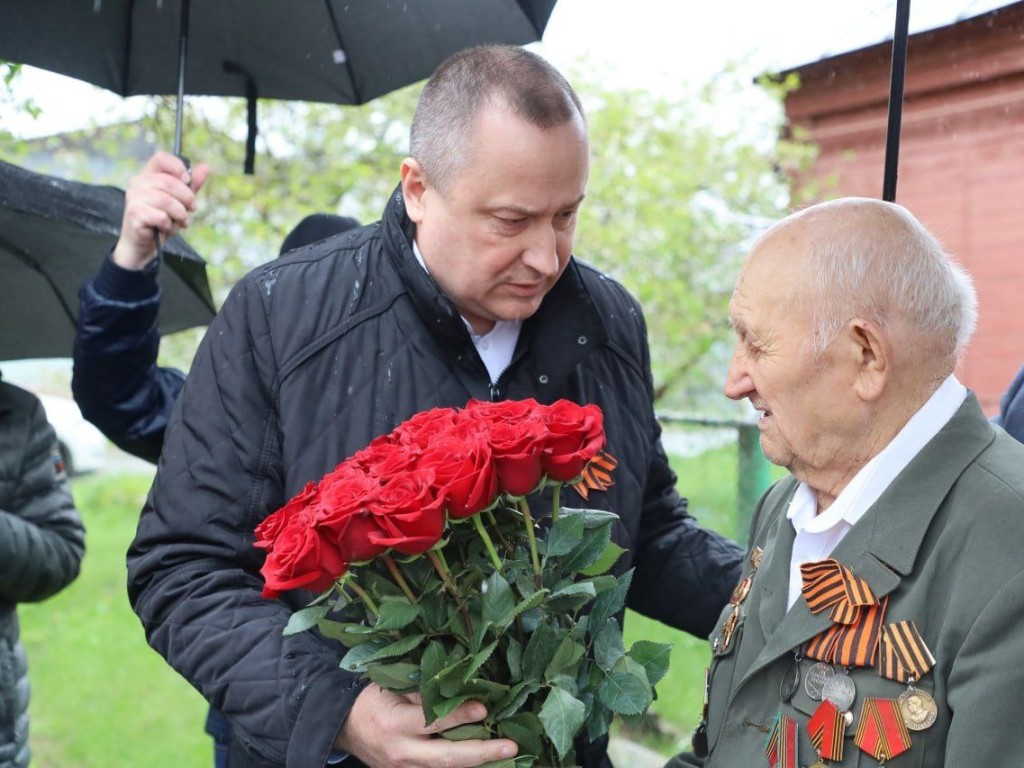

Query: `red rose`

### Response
(391, 406, 462, 448)
(316, 464, 390, 563)
(418, 424, 499, 519)
(466, 400, 549, 496)
(254, 481, 319, 551)
(258, 518, 347, 598)
(352, 439, 420, 479)
(541, 400, 606, 482)
(365, 469, 446, 555)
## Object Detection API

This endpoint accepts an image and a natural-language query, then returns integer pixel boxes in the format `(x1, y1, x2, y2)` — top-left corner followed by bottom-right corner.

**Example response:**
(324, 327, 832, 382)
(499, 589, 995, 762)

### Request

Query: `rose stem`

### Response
(427, 549, 474, 639)
(382, 554, 418, 604)
(471, 513, 505, 575)
(484, 509, 510, 550)
(344, 577, 379, 617)
(551, 483, 561, 522)
(518, 498, 542, 579)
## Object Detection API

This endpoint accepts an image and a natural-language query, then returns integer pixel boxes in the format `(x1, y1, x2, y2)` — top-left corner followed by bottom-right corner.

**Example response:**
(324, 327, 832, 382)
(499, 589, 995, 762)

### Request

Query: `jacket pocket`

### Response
(705, 606, 745, 752)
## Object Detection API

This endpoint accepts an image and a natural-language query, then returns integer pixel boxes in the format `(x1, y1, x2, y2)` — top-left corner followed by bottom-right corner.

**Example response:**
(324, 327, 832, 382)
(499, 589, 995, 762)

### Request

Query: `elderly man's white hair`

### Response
(758, 198, 978, 368)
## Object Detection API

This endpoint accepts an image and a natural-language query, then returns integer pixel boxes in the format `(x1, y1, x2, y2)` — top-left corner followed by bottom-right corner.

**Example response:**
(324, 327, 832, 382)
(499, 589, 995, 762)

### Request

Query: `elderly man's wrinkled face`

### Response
(723, 230, 856, 484)
(402, 103, 589, 335)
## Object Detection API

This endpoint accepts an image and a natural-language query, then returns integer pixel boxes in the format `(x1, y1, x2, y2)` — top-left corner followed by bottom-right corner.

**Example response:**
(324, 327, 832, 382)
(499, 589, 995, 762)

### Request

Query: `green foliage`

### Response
(313, 496, 666, 767)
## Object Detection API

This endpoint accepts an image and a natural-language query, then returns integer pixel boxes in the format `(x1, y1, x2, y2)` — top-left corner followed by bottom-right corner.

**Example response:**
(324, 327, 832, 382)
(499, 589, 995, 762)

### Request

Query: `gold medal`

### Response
(730, 575, 752, 605)
(898, 686, 937, 731)
(750, 546, 764, 570)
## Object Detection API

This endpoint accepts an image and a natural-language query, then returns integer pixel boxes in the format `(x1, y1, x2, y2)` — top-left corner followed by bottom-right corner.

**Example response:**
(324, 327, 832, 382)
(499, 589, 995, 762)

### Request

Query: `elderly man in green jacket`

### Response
(668, 198, 1024, 768)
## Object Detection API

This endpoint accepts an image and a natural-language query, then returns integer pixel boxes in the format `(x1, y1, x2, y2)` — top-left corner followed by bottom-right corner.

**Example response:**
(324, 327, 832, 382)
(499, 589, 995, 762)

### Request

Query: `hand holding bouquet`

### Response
(256, 399, 670, 767)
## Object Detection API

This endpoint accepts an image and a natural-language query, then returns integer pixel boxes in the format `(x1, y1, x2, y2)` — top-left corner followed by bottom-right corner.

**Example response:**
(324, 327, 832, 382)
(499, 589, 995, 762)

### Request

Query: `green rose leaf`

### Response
(433, 694, 475, 720)
(538, 686, 586, 759)
(506, 638, 523, 680)
(499, 712, 545, 757)
(482, 572, 516, 628)
(374, 597, 422, 631)
(463, 639, 499, 683)
(522, 621, 560, 681)
(317, 620, 378, 647)
(440, 724, 491, 741)
(544, 513, 585, 558)
(558, 523, 612, 574)
(545, 635, 585, 682)
(559, 507, 621, 529)
(492, 679, 540, 721)
(364, 661, 419, 690)
(593, 618, 625, 672)
(545, 582, 597, 613)
(420, 641, 447, 724)
(629, 640, 674, 686)
(579, 541, 626, 577)
(283, 604, 329, 636)
(339, 641, 388, 672)
(588, 568, 634, 632)
(362, 633, 426, 664)
(597, 670, 653, 715)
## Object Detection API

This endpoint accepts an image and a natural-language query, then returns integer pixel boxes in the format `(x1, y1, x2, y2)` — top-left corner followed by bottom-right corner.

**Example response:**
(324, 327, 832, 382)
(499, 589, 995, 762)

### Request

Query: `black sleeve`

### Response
(126, 276, 363, 768)
(72, 257, 186, 463)
(623, 305, 744, 638)
(0, 393, 85, 604)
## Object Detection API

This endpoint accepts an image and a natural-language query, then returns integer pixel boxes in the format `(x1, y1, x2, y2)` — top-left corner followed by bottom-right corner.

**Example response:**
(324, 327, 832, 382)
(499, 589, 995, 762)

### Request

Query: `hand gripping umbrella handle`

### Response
(153, 154, 192, 266)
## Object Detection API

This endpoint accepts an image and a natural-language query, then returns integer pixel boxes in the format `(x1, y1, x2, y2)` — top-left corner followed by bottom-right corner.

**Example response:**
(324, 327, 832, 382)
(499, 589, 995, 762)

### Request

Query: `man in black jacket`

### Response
(127, 45, 744, 768)
(71, 150, 359, 767)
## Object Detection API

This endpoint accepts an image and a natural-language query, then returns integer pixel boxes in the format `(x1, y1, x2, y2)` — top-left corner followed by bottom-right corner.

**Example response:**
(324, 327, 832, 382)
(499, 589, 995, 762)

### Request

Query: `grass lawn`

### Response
(19, 442, 787, 765)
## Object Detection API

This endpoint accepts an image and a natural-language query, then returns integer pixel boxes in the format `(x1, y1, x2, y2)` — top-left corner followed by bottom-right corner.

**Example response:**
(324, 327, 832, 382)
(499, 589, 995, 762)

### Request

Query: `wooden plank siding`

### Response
(781, 2, 1024, 413)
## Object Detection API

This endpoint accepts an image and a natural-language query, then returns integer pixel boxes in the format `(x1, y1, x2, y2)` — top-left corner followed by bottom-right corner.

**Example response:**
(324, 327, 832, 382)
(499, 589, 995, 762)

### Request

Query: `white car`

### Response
(38, 394, 109, 476)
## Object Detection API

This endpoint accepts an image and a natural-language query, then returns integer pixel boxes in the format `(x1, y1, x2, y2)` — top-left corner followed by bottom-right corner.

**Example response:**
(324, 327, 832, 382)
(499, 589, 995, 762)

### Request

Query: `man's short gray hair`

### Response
(410, 45, 584, 192)
(780, 199, 978, 365)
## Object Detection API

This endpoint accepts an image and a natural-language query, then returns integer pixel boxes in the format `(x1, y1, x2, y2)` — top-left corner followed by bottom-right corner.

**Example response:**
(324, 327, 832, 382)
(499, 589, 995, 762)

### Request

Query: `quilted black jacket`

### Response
(0, 379, 85, 768)
(127, 187, 743, 768)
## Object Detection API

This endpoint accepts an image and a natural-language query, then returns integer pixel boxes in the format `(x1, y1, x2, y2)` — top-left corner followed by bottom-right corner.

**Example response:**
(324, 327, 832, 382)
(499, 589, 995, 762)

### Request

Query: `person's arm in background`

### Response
(0, 384, 85, 605)
(72, 152, 209, 463)
(992, 363, 1024, 444)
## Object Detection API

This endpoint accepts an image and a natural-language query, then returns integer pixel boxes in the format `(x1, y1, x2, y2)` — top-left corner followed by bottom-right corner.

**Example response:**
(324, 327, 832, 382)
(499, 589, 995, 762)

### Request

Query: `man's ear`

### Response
(400, 158, 427, 224)
(847, 318, 890, 402)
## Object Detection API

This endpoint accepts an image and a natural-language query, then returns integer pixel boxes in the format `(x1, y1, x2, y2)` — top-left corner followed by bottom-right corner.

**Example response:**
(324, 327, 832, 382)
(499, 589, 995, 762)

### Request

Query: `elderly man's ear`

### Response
(846, 319, 891, 402)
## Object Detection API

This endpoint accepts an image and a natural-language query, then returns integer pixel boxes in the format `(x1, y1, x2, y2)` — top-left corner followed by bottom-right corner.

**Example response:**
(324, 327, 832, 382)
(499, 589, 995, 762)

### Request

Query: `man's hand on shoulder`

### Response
(334, 684, 518, 768)
(112, 151, 210, 271)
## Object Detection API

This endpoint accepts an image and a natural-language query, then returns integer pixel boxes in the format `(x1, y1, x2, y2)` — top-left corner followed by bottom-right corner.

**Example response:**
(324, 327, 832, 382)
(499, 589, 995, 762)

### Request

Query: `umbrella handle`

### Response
(152, 155, 192, 266)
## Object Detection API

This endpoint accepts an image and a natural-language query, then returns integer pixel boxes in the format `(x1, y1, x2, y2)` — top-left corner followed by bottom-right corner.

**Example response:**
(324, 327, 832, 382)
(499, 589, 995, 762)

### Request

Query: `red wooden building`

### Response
(781, 2, 1024, 414)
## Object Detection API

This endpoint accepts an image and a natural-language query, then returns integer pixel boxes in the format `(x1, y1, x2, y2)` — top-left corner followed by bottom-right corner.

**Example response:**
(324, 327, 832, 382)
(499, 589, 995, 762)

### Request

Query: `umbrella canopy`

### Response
(0, 159, 215, 362)
(1, 0, 559, 170)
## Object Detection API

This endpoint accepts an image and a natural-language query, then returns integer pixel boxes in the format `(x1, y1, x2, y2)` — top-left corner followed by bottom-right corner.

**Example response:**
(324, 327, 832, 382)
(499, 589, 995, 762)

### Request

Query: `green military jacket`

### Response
(668, 394, 1024, 767)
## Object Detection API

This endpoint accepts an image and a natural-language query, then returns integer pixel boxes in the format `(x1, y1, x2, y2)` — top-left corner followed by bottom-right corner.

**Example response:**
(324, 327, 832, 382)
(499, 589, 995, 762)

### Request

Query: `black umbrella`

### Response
(0, 159, 215, 362)
(1, 0, 558, 173)
(882, 0, 912, 202)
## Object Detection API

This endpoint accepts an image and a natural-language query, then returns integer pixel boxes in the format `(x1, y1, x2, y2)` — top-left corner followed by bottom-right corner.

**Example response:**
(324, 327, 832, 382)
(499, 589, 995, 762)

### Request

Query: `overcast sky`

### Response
(2, 0, 1007, 140)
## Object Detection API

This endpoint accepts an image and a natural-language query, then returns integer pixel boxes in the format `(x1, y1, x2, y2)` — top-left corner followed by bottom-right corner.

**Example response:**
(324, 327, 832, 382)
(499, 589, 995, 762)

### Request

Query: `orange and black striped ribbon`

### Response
(800, 558, 879, 624)
(878, 620, 935, 683)
(572, 451, 617, 500)
(854, 698, 912, 762)
(764, 712, 799, 768)
(805, 596, 889, 667)
(808, 700, 846, 762)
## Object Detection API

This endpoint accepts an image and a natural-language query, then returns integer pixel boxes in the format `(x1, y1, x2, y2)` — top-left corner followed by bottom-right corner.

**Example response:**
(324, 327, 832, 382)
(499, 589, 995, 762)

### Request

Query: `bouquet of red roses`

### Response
(255, 398, 670, 768)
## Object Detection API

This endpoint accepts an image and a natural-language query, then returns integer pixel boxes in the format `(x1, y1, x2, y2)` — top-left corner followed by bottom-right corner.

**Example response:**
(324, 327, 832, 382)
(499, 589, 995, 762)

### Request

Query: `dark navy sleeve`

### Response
(72, 256, 186, 463)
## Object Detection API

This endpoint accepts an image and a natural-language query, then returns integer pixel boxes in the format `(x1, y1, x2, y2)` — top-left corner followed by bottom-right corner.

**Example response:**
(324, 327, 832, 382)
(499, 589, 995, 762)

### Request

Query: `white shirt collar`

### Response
(785, 374, 967, 608)
(412, 240, 521, 385)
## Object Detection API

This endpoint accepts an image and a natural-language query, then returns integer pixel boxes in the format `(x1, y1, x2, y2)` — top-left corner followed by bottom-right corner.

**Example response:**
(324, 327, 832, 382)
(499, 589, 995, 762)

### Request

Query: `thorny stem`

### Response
(382, 554, 418, 604)
(485, 509, 510, 550)
(471, 513, 505, 575)
(344, 577, 379, 617)
(518, 498, 542, 580)
(428, 549, 474, 639)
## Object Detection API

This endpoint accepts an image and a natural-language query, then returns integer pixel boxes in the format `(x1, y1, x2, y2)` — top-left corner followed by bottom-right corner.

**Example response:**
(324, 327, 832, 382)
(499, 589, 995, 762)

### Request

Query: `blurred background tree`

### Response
(0, 64, 813, 411)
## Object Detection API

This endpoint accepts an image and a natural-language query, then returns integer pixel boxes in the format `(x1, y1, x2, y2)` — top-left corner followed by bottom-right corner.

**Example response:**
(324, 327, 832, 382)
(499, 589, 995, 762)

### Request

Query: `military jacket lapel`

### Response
(734, 394, 995, 693)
